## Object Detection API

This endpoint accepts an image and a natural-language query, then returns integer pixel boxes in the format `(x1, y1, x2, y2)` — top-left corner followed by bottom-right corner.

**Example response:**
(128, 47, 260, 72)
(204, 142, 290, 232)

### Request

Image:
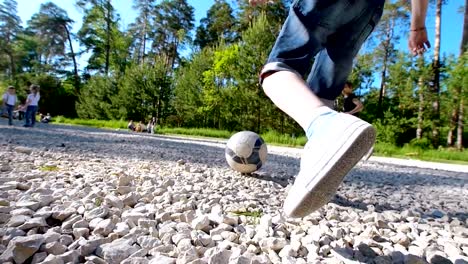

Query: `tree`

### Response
(172, 48, 214, 127)
(429, 0, 443, 147)
(150, 0, 195, 70)
(415, 56, 432, 140)
(195, 0, 237, 49)
(76, 0, 129, 75)
(234, 0, 289, 32)
(0, 0, 22, 79)
(370, 1, 409, 115)
(76, 75, 119, 119)
(457, 1, 468, 150)
(446, 1, 467, 150)
(27, 2, 80, 93)
(129, 0, 156, 64)
(113, 62, 171, 121)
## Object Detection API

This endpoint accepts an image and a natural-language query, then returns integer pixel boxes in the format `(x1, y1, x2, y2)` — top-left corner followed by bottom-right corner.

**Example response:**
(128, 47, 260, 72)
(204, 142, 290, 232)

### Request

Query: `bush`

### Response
(374, 111, 417, 146)
(408, 138, 433, 150)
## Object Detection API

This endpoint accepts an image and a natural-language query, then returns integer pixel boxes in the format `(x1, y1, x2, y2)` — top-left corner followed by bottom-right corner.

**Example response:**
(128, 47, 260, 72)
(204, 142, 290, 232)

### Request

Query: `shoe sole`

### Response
(284, 121, 376, 218)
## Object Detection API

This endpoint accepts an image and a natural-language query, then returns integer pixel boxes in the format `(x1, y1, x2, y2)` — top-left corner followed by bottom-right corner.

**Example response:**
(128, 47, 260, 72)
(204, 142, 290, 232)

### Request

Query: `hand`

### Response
(249, 0, 270, 6)
(408, 28, 431, 56)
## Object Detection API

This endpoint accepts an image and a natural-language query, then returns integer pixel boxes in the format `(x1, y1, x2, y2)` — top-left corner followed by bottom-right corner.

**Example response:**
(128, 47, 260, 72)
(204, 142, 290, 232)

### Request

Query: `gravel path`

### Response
(0, 120, 467, 264)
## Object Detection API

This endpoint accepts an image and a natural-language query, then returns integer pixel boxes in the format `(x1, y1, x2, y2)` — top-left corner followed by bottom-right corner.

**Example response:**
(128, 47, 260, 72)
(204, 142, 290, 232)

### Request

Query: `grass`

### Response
(53, 116, 128, 129)
(158, 127, 233, 139)
(230, 210, 263, 225)
(52, 117, 468, 165)
(374, 143, 468, 165)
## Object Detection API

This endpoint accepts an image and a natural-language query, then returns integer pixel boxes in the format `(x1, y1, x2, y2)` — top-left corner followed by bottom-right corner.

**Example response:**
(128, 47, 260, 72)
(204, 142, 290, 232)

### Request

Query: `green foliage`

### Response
(76, 75, 119, 119)
(150, 0, 194, 70)
(77, 0, 129, 74)
(195, 0, 237, 49)
(373, 111, 417, 146)
(172, 48, 214, 127)
(408, 138, 433, 150)
(0, 0, 22, 78)
(114, 61, 171, 121)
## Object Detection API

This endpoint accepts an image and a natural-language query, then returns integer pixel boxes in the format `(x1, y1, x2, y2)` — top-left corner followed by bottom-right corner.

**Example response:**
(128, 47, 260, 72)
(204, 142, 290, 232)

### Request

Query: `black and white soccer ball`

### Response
(225, 131, 268, 173)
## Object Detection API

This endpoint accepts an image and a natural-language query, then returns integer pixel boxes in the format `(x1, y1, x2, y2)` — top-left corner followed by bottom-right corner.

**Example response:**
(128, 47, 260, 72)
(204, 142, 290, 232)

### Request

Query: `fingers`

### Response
(409, 40, 431, 56)
(425, 40, 431, 49)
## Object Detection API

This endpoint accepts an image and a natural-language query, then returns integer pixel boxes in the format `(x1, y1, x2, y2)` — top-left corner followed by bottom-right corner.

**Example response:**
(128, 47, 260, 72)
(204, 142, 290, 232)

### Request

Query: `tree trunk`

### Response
(462, 0, 468, 53)
(64, 24, 80, 94)
(416, 75, 424, 140)
(378, 56, 387, 113)
(455, 0, 467, 150)
(378, 21, 393, 116)
(139, 10, 148, 64)
(7, 52, 16, 79)
(104, 0, 111, 75)
(431, 0, 442, 147)
(457, 96, 464, 150)
(447, 108, 458, 146)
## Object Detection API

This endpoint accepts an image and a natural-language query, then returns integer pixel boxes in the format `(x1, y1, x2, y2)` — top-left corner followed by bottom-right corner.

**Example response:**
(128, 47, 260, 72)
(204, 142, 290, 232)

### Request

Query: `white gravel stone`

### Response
(192, 215, 210, 231)
(93, 219, 115, 236)
(0, 234, 45, 264)
(95, 239, 140, 263)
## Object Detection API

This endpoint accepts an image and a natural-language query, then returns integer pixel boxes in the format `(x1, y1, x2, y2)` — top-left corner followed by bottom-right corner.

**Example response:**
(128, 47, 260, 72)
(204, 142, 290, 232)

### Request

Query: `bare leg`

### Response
(262, 71, 327, 131)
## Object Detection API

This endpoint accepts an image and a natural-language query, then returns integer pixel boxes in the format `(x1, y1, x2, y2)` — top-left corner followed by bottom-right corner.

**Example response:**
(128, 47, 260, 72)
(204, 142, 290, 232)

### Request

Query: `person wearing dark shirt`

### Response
(342, 82, 363, 116)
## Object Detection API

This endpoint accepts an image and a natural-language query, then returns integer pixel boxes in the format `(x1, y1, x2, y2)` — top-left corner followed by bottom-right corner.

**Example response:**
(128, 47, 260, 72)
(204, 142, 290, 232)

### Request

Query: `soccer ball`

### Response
(225, 131, 268, 173)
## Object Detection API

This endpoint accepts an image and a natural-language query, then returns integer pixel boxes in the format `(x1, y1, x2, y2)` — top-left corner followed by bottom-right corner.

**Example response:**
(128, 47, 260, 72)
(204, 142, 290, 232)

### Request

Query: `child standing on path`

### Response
(249, 0, 430, 217)
(23, 84, 41, 128)
(2, 86, 17, 126)
(342, 82, 364, 116)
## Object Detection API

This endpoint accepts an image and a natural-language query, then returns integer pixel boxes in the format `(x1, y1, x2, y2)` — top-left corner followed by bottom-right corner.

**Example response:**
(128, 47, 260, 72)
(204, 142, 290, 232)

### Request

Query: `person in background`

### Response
(342, 82, 364, 116)
(17, 101, 26, 120)
(135, 121, 147, 133)
(2, 86, 18, 126)
(128, 120, 136, 131)
(23, 84, 41, 128)
(41, 113, 52, 123)
(147, 117, 157, 134)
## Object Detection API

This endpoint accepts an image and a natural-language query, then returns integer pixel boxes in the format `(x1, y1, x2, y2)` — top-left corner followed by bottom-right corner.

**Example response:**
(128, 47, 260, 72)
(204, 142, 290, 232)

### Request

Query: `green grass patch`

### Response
(94, 198, 103, 207)
(261, 130, 307, 147)
(52, 117, 468, 164)
(374, 143, 468, 165)
(40, 165, 60, 172)
(158, 127, 233, 139)
(230, 210, 263, 225)
(53, 116, 127, 129)
(230, 210, 263, 218)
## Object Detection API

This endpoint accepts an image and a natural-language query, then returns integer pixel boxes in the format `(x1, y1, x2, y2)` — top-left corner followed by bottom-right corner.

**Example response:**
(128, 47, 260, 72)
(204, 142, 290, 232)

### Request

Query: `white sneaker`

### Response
(283, 112, 376, 218)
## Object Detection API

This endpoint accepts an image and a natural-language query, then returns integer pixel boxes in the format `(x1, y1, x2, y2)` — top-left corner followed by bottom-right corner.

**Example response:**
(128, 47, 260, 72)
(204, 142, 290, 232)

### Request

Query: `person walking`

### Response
(23, 84, 41, 128)
(2, 86, 17, 126)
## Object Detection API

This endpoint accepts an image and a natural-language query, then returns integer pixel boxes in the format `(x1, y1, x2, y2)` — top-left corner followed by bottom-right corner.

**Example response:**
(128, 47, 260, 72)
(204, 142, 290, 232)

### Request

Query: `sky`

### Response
(15, 0, 465, 65)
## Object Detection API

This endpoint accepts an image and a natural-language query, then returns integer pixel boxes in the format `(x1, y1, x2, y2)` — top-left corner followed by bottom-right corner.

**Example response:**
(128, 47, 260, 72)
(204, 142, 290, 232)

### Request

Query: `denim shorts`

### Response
(261, 0, 385, 100)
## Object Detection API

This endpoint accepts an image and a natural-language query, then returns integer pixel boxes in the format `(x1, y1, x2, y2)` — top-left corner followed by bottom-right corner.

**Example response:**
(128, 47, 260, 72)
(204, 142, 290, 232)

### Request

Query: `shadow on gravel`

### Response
(2, 122, 467, 221)
(335, 166, 468, 222)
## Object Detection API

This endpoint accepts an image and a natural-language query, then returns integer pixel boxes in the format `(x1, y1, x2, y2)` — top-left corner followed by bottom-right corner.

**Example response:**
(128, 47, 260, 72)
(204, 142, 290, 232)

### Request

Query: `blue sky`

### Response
(15, 0, 464, 60)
